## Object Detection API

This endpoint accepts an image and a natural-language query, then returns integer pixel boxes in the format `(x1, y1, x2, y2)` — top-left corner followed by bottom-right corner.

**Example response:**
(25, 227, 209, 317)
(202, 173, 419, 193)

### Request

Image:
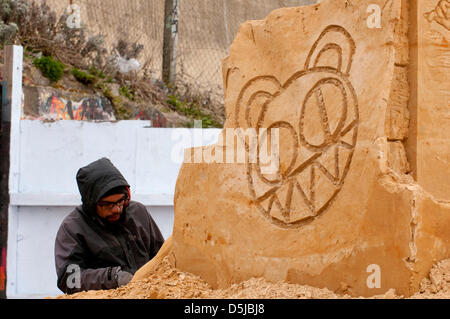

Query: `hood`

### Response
(76, 158, 130, 217)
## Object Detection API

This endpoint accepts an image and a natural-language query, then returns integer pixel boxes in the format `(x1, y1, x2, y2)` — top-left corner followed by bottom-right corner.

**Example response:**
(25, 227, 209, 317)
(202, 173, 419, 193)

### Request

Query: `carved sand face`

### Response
(235, 25, 359, 228)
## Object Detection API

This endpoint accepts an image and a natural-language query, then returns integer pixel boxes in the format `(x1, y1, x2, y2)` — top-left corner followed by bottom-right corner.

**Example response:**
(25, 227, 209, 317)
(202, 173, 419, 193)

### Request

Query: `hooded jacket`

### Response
(54, 158, 164, 294)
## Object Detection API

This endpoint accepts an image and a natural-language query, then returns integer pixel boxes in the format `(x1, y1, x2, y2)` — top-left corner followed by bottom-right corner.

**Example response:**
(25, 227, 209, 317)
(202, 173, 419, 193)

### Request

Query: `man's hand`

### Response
(114, 267, 133, 287)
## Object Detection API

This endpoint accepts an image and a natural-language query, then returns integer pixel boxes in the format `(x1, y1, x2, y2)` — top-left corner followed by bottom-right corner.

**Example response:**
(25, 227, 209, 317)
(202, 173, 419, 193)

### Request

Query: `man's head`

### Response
(76, 158, 130, 220)
(96, 186, 129, 222)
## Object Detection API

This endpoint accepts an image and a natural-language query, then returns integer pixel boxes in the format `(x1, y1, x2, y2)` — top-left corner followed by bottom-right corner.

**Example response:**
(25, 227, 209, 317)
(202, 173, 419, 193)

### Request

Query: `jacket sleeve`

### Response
(146, 209, 165, 259)
(54, 223, 119, 294)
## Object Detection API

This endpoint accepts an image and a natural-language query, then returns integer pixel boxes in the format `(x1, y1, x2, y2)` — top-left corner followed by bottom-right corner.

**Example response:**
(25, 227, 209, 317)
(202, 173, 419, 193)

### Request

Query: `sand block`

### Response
(410, 0, 450, 201)
(170, 0, 450, 297)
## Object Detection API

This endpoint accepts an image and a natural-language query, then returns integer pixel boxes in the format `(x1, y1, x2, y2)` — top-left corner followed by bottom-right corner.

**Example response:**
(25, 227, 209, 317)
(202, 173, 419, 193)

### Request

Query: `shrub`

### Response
(0, 21, 18, 44)
(119, 86, 135, 101)
(166, 94, 221, 128)
(72, 68, 96, 85)
(167, 94, 182, 109)
(33, 56, 64, 82)
(89, 66, 105, 79)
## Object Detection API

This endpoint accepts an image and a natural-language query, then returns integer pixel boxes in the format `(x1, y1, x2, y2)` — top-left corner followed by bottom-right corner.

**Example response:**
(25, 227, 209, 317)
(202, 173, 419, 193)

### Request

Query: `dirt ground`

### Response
(54, 257, 450, 299)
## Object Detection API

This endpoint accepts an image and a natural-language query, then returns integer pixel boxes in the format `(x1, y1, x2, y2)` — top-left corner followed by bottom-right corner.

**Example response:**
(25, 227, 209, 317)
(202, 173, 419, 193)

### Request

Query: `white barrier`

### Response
(7, 119, 220, 298)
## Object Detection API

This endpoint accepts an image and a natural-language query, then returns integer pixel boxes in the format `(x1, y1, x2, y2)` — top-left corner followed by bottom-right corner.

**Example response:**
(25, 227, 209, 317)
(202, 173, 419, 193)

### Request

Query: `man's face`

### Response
(96, 193, 127, 222)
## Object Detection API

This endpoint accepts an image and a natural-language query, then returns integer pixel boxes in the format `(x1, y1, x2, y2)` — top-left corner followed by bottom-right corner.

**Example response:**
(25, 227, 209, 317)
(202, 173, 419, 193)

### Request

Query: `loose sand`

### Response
(54, 257, 450, 299)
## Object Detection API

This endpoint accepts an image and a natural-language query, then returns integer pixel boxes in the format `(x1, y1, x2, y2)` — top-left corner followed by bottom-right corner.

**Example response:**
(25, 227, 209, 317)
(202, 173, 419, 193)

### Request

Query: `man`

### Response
(55, 157, 164, 294)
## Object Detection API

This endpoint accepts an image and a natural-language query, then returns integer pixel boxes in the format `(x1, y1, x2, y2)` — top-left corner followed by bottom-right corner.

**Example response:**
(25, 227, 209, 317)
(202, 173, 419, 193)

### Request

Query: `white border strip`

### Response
(6, 45, 23, 297)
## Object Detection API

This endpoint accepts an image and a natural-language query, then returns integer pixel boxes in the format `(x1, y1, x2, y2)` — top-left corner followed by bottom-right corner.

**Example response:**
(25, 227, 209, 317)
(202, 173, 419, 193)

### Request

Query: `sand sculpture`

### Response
(134, 0, 450, 297)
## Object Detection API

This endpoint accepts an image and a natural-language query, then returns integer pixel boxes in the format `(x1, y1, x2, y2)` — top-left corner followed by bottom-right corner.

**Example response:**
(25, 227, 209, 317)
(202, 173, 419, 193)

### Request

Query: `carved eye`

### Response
(299, 78, 348, 152)
(258, 121, 298, 182)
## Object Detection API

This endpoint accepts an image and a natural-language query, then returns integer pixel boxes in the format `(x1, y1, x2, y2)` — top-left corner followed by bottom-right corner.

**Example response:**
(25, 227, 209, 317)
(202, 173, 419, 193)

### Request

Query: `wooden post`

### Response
(0, 45, 23, 298)
(162, 0, 179, 86)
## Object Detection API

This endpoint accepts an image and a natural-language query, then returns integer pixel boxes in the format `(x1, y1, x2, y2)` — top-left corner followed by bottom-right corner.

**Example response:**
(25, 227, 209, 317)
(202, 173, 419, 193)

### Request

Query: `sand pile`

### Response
(54, 258, 450, 299)
(411, 259, 450, 299)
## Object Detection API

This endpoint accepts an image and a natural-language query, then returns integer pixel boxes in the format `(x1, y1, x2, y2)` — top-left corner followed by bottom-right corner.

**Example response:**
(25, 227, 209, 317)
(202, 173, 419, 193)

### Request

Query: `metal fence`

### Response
(176, 0, 317, 99)
(42, 0, 317, 102)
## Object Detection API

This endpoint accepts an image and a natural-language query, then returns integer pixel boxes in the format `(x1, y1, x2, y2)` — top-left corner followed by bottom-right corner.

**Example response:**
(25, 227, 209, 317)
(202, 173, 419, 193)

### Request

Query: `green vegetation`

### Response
(89, 66, 105, 79)
(119, 86, 135, 101)
(100, 86, 131, 120)
(1, 0, 225, 127)
(116, 105, 132, 120)
(167, 94, 222, 128)
(102, 87, 114, 100)
(33, 56, 65, 83)
(166, 94, 183, 109)
(72, 68, 96, 85)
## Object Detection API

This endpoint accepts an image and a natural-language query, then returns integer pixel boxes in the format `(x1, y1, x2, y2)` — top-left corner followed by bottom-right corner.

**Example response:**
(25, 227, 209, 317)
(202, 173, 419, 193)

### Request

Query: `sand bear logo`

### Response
(235, 25, 359, 228)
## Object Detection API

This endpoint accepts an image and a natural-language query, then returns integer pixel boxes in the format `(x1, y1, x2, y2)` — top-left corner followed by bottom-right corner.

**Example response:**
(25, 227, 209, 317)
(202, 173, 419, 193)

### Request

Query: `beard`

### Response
(105, 212, 122, 223)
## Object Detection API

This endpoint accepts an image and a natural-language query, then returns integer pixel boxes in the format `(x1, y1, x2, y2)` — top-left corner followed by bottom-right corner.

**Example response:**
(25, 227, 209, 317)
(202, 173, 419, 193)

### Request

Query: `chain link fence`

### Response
(42, 0, 165, 80)
(176, 0, 316, 102)
(41, 0, 317, 114)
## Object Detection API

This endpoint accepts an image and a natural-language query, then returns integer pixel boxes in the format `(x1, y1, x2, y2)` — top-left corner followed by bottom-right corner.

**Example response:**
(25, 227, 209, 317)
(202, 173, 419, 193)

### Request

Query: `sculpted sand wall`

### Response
(165, 0, 450, 297)
(410, 0, 450, 200)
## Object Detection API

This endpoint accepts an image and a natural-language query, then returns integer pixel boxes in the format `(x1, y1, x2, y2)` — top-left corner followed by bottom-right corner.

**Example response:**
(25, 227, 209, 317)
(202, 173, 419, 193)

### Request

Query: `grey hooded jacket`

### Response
(54, 158, 164, 294)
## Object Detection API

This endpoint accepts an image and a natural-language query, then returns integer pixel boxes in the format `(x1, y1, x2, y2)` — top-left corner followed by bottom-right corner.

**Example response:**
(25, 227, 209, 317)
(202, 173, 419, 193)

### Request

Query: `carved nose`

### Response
(300, 77, 348, 152)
